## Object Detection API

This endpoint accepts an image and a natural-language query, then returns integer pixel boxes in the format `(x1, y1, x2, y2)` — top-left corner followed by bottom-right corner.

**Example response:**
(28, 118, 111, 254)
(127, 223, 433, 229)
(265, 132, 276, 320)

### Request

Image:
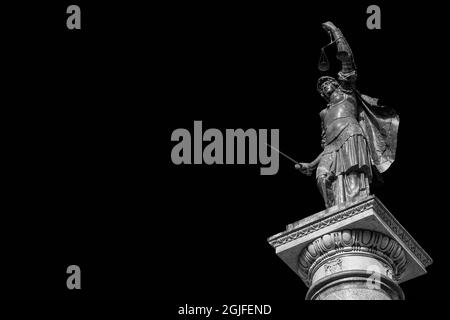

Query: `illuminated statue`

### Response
(295, 21, 399, 208)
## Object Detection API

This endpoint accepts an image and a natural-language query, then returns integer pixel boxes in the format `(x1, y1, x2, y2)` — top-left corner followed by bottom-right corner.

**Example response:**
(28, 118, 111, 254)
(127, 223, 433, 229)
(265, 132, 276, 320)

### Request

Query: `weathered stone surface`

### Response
(311, 275, 403, 300)
(299, 229, 406, 284)
(267, 196, 432, 300)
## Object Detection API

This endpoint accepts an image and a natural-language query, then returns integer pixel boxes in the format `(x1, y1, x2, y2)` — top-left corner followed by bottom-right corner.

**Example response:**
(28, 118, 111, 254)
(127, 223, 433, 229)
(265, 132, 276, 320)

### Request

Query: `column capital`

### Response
(298, 229, 407, 287)
(267, 196, 433, 299)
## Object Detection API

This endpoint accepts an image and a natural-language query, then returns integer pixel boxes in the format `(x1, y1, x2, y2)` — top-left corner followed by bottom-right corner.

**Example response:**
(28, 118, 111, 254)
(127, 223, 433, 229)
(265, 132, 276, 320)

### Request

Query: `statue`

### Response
(295, 21, 399, 208)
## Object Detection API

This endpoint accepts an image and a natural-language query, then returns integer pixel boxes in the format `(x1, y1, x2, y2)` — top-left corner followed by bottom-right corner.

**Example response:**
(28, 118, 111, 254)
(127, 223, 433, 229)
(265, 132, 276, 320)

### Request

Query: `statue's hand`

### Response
(295, 163, 314, 176)
(322, 21, 337, 32)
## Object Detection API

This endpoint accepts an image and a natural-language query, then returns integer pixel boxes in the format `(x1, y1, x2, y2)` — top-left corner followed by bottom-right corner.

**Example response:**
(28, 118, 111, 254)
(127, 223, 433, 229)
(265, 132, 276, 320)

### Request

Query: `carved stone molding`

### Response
(269, 201, 373, 248)
(268, 196, 432, 269)
(267, 196, 433, 299)
(298, 229, 407, 286)
(372, 201, 432, 267)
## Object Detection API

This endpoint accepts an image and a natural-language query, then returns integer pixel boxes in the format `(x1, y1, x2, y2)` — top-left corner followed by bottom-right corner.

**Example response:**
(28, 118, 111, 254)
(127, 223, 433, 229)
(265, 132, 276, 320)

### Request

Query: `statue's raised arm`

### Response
(296, 22, 399, 209)
(322, 21, 357, 90)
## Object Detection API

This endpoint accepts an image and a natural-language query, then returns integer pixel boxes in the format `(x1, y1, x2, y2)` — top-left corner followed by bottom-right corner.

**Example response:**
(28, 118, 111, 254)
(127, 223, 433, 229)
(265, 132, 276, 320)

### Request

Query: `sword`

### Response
(266, 143, 303, 170)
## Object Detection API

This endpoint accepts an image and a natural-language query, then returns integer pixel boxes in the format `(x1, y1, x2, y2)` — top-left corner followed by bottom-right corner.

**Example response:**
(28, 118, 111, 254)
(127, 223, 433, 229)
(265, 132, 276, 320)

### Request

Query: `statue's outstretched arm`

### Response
(295, 150, 325, 175)
(322, 22, 357, 87)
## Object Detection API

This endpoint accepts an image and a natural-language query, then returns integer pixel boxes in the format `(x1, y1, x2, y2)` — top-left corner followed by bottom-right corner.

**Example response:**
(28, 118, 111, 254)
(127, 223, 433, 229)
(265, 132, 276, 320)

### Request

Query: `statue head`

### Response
(317, 76, 340, 102)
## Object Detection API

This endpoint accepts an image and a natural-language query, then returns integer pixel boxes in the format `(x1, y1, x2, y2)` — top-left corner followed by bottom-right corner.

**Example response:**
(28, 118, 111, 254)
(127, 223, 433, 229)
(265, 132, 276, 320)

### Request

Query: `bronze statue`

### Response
(295, 21, 399, 208)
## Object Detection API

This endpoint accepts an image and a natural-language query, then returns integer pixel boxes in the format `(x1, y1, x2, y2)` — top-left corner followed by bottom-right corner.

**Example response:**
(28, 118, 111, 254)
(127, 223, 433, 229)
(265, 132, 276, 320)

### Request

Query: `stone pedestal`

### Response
(267, 196, 432, 300)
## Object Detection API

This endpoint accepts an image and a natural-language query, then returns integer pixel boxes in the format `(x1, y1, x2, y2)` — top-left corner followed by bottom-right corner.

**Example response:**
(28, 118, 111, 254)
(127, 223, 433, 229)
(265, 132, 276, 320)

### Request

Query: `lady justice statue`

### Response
(295, 21, 399, 209)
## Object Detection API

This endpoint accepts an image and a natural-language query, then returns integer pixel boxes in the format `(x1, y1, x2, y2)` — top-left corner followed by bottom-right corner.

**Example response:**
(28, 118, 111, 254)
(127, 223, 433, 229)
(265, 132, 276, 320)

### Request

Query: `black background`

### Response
(2, 0, 449, 311)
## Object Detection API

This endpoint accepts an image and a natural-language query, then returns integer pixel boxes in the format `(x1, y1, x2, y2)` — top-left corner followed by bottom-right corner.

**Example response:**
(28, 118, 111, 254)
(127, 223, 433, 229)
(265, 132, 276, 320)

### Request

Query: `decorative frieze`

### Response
(298, 229, 407, 285)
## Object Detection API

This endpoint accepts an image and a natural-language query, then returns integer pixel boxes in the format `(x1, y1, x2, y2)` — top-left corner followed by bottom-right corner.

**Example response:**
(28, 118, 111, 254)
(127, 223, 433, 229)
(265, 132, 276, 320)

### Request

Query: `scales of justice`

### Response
(267, 22, 432, 300)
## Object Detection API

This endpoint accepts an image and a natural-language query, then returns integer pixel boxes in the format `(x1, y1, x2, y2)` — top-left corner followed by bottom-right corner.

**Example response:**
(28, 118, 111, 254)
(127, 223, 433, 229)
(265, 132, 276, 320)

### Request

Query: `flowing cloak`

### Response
(354, 90, 400, 173)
